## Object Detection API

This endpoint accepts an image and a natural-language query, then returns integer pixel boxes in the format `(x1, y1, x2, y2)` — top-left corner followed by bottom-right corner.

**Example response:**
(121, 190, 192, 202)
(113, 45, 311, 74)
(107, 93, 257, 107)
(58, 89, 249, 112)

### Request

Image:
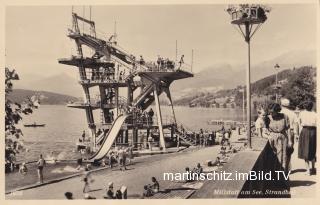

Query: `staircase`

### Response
(172, 124, 197, 146)
(133, 83, 154, 107)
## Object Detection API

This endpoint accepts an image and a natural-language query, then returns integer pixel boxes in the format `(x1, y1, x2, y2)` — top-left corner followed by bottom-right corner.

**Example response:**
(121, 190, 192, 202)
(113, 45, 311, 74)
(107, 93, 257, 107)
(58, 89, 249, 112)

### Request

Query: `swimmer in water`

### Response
(51, 151, 57, 164)
(19, 162, 28, 175)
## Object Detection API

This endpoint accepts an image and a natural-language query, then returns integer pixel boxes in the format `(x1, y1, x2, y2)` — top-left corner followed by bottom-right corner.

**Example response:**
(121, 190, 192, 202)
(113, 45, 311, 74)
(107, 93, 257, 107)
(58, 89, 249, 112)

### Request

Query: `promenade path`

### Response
(6, 145, 222, 199)
(289, 143, 317, 198)
(6, 132, 317, 199)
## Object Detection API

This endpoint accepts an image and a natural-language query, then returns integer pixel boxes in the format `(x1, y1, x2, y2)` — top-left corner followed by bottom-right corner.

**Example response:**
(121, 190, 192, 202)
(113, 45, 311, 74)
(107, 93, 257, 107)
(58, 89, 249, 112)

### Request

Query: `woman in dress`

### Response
(265, 103, 292, 173)
(298, 101, 317, 175)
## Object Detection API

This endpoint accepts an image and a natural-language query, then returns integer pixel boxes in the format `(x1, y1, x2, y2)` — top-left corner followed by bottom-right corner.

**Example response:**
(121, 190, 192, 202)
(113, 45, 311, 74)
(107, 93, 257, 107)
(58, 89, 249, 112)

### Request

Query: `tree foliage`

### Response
(5, 67, 39, 169)
(280, 66, 316, 107)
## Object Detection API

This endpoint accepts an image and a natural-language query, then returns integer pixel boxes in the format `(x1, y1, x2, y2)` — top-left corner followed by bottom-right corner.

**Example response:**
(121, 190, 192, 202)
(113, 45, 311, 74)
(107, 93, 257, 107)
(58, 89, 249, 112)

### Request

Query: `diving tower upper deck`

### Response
(58, 56, 114, 68)
(137, 68, 193, 82)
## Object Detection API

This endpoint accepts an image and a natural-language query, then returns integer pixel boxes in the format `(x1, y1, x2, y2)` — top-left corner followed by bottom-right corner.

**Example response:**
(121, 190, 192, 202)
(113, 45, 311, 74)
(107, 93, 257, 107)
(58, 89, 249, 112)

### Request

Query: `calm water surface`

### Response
(16, 105, 246, 162)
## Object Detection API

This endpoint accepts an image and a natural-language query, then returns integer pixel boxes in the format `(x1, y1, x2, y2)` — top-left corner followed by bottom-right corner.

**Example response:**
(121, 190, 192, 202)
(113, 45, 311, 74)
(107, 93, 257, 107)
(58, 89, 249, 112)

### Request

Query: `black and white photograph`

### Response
(2, 0, 318, 200)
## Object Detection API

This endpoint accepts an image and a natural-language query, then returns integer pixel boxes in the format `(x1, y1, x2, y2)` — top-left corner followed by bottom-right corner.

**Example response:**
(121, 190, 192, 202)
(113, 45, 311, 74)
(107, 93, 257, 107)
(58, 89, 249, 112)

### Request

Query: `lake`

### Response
(16, 105, 246, 162)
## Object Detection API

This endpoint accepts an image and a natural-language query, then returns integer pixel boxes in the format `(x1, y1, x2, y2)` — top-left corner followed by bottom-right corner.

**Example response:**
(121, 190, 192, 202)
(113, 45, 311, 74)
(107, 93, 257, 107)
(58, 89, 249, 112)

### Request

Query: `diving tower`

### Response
(58, 12, 194, 156)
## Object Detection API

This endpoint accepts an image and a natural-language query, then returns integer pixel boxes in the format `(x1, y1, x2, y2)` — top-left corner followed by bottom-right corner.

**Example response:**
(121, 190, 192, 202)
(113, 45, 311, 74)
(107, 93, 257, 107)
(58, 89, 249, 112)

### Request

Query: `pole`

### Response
(82, 6, 85, 33)
(191, 49, 194, 72)
(114, 21, 117, 42)
(153, 85, 166, 151)
(245, 22, 252, 149)
(242, 89, 245, 122)
(175, 40, 178, 62)
(275, 71, 278, 103)
(275, 66, 278, 103)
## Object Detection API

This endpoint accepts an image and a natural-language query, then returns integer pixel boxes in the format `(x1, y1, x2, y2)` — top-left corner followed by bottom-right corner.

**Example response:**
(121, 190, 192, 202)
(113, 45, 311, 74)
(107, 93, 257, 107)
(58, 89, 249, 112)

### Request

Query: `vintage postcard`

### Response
(1, 0, 318, 202)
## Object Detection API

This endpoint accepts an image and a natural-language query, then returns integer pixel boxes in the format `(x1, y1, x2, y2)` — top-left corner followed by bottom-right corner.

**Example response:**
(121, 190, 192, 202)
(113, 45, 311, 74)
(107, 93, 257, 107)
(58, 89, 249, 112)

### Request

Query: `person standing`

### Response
(118, 147, 127, 171)
(127, 145, 134, 164)
(176, 134, 180, 148)
(139, 55, 145, 65)
(178, 55, 184, 69)
(108, 151, 115, 168)
(148, 135, 153, 151)
(298, 101, 317, 175)
(280, 98, 297, 143)
(199, 129, 204, 147)
(82, 165, 92, 195)
(280, 98, 296, 170)
(37, 154, 46, 184)
(212, 131, 216, 145)
(148, 108, 154, 124)
(82, 130, 86, 142)
(265, 103, 292, 173)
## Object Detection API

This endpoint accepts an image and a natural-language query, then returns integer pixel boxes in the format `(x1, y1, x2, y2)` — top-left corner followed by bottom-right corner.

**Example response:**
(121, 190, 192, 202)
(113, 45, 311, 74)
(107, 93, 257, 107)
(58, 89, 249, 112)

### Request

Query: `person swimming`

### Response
(19, 162, 28, 175)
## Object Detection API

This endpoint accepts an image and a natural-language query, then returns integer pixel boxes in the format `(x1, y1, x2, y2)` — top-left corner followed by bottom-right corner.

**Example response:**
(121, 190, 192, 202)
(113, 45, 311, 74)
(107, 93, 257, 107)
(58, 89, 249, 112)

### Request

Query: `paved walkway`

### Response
(6, 132, 316, 199)
(289, 143, 317, 197)
(6, 146, 221, 199)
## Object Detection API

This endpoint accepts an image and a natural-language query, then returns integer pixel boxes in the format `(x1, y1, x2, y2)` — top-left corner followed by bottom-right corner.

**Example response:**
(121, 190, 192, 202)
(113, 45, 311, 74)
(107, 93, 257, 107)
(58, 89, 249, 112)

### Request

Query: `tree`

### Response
(280, 66, 316, 107)
(5, 67, 39, 172)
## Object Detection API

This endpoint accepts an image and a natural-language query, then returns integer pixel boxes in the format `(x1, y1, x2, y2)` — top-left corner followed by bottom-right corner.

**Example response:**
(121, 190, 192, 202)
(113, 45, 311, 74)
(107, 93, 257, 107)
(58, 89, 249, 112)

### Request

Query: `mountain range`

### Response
(13, 49, 316, 100)
(170, 49, 316, 99)
(14, 72, 83, 97)
(7, 89, 79, 105)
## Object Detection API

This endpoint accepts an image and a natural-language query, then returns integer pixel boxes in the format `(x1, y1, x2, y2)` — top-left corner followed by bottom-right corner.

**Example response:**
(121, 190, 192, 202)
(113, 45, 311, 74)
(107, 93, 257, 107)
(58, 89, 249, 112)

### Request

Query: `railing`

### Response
(68, 96, 127, 108)
(125, 113, 175, 127)
(135, 60, 193, 74)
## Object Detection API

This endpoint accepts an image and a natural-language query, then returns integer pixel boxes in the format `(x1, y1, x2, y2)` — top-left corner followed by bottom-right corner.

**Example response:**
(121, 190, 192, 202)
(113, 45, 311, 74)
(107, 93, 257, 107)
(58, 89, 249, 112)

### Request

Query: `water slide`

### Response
(89, 114, 129, 161)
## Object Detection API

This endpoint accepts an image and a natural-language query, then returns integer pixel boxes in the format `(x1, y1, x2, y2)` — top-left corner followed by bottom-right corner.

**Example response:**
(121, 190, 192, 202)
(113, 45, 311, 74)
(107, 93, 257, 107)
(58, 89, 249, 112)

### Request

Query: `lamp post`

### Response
(274, 63, 280, 102)
(226, 5, 270, 149)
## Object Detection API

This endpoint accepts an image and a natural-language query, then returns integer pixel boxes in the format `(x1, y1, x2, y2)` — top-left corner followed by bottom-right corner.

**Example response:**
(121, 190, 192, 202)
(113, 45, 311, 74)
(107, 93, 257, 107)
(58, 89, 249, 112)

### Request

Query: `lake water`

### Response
(16, 105, 246, 162)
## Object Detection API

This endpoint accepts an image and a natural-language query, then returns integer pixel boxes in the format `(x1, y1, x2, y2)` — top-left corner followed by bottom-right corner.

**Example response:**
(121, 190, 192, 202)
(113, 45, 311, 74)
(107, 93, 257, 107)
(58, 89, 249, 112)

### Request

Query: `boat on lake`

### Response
(24, 123, 46, 127)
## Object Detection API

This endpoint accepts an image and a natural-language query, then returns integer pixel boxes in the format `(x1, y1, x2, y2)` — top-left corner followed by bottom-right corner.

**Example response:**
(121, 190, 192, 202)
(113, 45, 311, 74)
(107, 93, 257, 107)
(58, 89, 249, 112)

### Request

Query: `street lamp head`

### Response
(274, 64, 280, 69)
(226, 4, 270, 25)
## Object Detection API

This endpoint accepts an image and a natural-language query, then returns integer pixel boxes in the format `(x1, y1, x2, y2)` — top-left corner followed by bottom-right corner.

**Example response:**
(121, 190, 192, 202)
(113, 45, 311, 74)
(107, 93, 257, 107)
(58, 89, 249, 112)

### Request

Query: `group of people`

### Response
(104, 146, 134, 170)
(11, 152, 56, 184)
(132, 107, 155, 125)
(184, 163, 204, 182)
(255, 98, 316, 175)
(198, 128, 219, 146)
(126, 106, 154, 125)
(135, 55, 184, 72)
(90, 67, 116, 82)
(88, 64, 131, 84)
(65, 175, 160, 199)
(79, 164, 128, 199)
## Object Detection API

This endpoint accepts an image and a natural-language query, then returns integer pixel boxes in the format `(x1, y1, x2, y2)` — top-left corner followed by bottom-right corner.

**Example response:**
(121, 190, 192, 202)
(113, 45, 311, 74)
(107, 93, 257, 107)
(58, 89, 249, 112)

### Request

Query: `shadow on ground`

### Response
(289, 180, 316, 187)
(290, 169, 307, 174)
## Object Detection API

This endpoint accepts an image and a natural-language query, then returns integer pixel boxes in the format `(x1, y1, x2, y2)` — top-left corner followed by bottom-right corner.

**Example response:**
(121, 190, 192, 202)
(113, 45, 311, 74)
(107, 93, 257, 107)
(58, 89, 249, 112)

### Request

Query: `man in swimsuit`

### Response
(37, 154, 46, 184)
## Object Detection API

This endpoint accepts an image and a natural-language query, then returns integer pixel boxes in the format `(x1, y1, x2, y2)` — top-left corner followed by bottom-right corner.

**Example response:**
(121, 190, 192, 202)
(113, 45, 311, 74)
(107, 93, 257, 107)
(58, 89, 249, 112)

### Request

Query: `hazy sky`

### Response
(5, 4, 317, 79)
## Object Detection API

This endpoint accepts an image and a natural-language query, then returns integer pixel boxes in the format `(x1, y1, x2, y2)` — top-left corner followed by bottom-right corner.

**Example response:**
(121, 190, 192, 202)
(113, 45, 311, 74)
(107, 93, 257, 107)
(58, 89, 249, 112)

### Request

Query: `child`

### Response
(255, 108, 266, 138)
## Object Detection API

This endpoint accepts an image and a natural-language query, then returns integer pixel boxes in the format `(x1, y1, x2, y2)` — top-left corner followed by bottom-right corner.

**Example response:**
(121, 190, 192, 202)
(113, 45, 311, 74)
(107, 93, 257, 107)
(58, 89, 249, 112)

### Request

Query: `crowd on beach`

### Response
(254, 98, 317, 175)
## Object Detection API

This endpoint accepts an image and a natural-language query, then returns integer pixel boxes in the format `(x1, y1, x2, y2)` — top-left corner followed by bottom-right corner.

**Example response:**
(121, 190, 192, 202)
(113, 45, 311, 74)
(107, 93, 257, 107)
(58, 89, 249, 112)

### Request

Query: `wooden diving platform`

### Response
(58, 56, 114, 68)
(138, 69, 193, 83)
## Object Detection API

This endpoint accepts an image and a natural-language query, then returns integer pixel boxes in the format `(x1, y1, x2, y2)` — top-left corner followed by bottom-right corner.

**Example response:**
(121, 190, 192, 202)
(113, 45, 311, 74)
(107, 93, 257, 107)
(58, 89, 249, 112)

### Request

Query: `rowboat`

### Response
(23, 123, 46, 127)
